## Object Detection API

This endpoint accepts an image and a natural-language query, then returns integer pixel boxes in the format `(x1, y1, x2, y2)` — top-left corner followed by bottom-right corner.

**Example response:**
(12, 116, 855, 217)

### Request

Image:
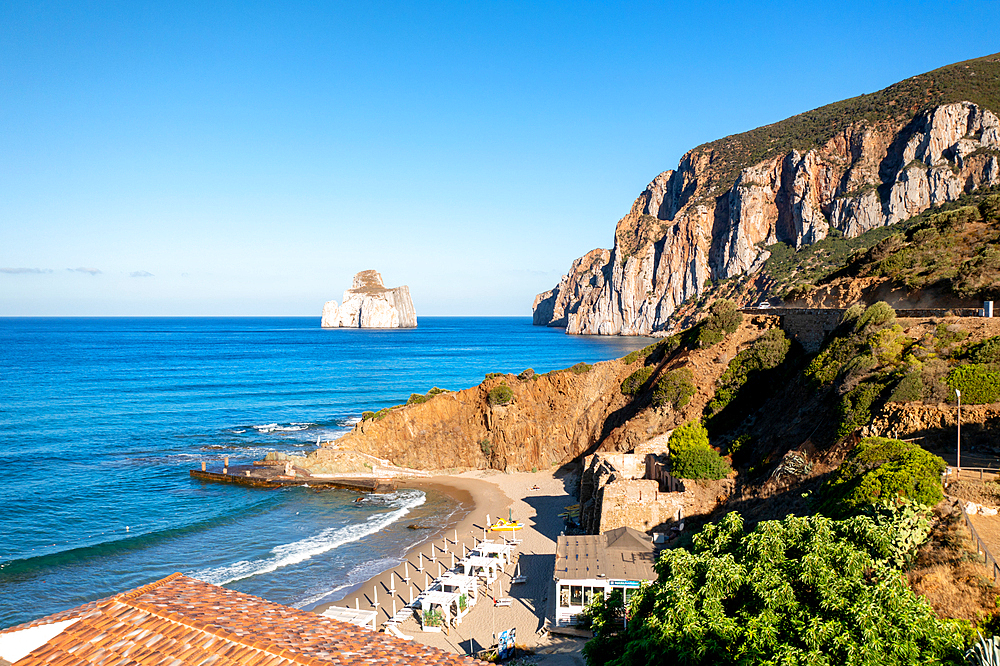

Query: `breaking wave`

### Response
(191, 490, 425, 586)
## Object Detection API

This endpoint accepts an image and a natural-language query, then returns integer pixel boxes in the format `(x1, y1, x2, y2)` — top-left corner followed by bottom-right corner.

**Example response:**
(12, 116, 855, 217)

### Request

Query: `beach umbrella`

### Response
(404, 560, 410, 581)
(425, 572, 430, 589)
(373, 587, 378, 608)
(443, 539, 448, 554)
(409, 585, 413, 604)
(451, 552, 456, 568)
(463, 543, 468, 557)
(419, 552, 423, 569)
(454, 528, 458, 544)
(355, 598, 359, 610)
(390, 575, 395, 592)
(393, 598, 397, 616)
(438, 561, 443, 576)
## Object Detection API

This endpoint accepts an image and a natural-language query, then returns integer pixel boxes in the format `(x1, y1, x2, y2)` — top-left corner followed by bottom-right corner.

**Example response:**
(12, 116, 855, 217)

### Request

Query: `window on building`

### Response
(570, 586, 583, 606)
(559, 585, 570, 608)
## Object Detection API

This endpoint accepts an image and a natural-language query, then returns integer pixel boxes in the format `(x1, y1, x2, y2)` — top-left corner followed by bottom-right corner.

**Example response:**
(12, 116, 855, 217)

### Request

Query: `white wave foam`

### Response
(293, 556, 397, 609)
(190, 491, 425, 586)
(253, 423, 279, 433)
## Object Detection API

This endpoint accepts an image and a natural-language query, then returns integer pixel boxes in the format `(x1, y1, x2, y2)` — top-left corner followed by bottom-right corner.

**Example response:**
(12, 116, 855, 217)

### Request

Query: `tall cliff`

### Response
(534, 53, 1000, 335)
(321, 270, 417, 328)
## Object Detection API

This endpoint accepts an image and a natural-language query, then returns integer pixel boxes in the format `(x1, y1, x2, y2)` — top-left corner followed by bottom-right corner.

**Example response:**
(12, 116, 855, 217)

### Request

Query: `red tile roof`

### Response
(2, 574, 484, 666)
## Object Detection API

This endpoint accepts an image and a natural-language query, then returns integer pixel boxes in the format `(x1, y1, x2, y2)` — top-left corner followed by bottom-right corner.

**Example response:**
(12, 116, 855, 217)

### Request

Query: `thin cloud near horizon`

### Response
(130, 271, 154, 278)
(67, 267, 102, 275)
(0, 267, 53, 274)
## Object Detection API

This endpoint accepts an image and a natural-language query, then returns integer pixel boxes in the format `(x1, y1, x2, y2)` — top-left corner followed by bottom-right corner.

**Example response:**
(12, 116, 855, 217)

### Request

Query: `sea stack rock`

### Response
(321, 270, 417, 328)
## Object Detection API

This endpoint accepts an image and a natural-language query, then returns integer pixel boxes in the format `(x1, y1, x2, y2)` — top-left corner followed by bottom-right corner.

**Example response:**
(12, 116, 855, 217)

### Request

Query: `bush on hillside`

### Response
(693, 299, 743, 348)
(836, 378, 891, 439)
(569, 362, 592, 374)
(361, 411, 375, 421)
(964, 336, 1000, 365)
(517, 368, 535, 381)
(821, 436, 945, 515)
(652, 368, 696, 410)
(621, 366, 654, 396)
(486, 383, 514, 406)
(946, 364, 1000, 404)
(706, 329, 790, 417)
(583, 512, 964, 666)
(668, 421, 730, 480)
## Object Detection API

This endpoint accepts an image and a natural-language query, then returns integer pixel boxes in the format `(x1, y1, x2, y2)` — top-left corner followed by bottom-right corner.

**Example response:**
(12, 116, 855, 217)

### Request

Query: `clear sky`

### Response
(2, 1, 998, 316)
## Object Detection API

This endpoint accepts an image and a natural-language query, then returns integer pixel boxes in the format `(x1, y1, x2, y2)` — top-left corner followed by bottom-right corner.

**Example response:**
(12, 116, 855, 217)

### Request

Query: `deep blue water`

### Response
(0, 317, 650, 629)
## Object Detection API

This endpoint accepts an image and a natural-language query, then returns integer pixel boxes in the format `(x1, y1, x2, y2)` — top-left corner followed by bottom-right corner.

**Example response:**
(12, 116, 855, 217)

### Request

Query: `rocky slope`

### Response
(321, 270, 417, 328)
(293, 316, 778, 472)
(534, 53, 1000, 335)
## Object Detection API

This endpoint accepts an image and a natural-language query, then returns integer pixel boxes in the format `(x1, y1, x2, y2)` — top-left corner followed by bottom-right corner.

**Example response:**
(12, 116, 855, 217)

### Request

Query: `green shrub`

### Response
(707, 329, 790, 416)
(485, 372, 502, 380)
(652, 368, 696, 409)
(479, 439, 492, 457)
(361, 411, 375, 421)
(836, 379, 890, 439)
(486, 383, 514, 406)
(672, 445, 732, 480)
(862, 497, 932, 569)
(427, 387, 448, 396)
(622, 350, 643, 365)
(854, 301, 896, 333)
(668, 421, 730, 480)
(965, 336, 1000, 365)
(570, 362, 592, 375)
(517, 368, 535, 381)
(669, 420, 709, 450)
(888, 372, 924, 402)
(947, 364, 1000, 404)
(407, 393, 430, 405)
(695, 327, 725, 347)
(583, 512, 965, 666)
(821, 436, 945, 515)
(691, 299, 743, 349)
(621, 366, 654, 396)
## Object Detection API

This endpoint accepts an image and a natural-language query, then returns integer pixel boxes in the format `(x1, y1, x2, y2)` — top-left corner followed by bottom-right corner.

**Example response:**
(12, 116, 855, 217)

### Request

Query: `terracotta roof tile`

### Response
(7, 575, 485, 666)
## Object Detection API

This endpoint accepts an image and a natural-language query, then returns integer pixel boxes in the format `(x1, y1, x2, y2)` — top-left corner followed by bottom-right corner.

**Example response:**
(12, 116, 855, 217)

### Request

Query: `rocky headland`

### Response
(534, 53, 1000, 335)
(321, 270, 417, 328)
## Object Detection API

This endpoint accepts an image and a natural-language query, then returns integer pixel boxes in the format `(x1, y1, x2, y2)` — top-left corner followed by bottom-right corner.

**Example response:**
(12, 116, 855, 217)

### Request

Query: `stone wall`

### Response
(579, 450, 687, 534)
(597, 479, 686, 533)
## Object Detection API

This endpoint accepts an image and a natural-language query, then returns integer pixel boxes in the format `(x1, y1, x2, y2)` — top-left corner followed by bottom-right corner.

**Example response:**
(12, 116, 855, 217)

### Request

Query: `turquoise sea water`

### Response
(0, 316, 650, 628)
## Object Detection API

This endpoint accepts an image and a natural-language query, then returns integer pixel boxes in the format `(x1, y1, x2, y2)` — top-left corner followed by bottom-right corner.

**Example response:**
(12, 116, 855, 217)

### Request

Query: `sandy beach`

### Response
(314, 468, 586, 664)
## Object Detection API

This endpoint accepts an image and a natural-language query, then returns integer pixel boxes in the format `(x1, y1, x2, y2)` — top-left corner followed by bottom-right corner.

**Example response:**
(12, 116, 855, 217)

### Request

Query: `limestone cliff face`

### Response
(535, 101, 1000, 336)
(321, 270, 417, 328)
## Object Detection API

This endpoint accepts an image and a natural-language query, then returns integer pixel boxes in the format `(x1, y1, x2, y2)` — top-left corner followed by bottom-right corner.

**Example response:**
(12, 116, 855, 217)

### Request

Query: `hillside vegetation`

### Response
(692, 53, 1000, 199)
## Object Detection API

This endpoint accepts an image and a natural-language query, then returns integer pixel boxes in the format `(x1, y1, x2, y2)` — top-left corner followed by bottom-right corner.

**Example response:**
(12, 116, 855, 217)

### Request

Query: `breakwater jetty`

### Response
(189, 459, 397, 493)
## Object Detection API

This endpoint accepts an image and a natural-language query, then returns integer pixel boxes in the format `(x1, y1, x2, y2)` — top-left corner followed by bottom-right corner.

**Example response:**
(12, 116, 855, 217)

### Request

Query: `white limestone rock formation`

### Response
(320, 270, 417, 328)
(534, 100, 1000, 336)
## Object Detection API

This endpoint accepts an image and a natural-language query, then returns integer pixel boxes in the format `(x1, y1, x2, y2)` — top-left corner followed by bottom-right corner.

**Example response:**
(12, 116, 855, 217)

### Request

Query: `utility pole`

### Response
(956, 388, 962, 473)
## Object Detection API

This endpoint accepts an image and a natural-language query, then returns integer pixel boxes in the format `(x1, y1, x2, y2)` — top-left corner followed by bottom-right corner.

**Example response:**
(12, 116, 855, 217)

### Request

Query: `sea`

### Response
(0, 316, 651, 629)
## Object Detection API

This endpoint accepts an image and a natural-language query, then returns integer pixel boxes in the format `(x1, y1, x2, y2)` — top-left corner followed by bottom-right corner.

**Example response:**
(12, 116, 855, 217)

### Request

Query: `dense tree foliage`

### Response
(583, 512, 964, 666)
(821, 437, 945, 515)
(668, 421, 731, 480)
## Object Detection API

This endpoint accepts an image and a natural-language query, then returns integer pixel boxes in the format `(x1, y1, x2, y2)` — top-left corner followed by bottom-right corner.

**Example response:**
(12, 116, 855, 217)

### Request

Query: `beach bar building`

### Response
(552, 526, 657, 627)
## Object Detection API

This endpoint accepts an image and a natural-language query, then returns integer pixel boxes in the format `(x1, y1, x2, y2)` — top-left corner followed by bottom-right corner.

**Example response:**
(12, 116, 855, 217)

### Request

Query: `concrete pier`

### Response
(189, 463, 396, 493)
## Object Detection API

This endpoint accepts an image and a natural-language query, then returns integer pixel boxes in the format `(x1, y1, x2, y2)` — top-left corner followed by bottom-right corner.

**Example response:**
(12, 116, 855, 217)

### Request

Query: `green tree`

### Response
(668, 421, 731, 480)
(583, 512, 964, 666)
(821, 436, 945, 515)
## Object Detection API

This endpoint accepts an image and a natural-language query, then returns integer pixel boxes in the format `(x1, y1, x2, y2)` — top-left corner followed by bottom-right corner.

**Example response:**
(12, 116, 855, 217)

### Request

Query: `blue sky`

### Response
(2, 1, 998, 316)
